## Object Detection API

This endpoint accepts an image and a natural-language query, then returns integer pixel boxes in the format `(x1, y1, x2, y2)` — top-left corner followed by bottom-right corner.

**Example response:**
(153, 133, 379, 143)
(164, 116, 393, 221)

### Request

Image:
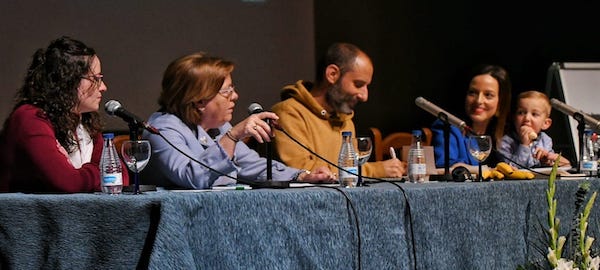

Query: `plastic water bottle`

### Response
(580, 129, 598, 178)
(338, 131, 358, 188)
(100, 133, 123, 194)
(408, 130, 427, 183)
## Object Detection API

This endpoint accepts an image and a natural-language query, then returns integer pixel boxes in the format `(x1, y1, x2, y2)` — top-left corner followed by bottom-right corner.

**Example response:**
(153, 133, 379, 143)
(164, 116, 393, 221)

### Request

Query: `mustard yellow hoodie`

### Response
(271, 80, 386, 177)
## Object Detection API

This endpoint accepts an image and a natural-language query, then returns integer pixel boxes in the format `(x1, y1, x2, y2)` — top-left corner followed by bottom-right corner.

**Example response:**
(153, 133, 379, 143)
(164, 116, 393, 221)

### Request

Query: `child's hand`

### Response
(535, 148, 557, 166)
(519, 126, 537, 146)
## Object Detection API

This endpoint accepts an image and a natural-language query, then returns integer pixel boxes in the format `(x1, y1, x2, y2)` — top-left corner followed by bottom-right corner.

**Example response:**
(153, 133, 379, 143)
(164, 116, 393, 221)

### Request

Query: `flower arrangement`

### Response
(519, 158, 600, 270)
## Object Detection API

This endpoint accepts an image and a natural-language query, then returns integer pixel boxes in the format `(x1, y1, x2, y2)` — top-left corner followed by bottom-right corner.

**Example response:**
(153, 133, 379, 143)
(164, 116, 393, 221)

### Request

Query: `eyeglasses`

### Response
(218, 85, 236, 98)
(81, 73, 104, 84)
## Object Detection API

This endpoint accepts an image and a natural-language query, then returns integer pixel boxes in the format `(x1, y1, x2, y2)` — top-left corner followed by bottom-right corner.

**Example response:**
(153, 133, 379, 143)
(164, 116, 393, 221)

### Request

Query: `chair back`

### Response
(369, 127, 433, 161)
(113, 134, 130, 158)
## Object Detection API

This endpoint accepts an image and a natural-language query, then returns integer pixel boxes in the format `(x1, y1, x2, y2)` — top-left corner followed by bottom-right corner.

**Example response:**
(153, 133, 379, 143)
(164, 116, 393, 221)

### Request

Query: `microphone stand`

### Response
(265, 119, 273, 180)
(128, 122, 139, 142)
(439, 113, 453, 181)
(127, 121, 141, 194)
(266, 140, 273, 181)
(574, 113, 585, 173)
(251, 120, 289, 188)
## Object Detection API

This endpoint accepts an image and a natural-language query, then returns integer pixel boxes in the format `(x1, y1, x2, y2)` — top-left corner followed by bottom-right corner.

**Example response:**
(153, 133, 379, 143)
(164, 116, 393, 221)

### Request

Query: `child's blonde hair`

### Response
(518, 90, 551, 116)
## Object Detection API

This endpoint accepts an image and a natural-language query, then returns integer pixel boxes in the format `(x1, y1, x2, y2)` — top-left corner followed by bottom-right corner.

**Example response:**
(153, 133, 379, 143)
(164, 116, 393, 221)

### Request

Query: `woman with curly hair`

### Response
(0, 36, 128, 193)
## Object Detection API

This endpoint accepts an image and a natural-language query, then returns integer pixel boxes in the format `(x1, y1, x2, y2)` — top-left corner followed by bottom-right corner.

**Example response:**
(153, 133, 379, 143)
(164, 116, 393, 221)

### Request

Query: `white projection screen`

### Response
(546, 62, 600, 163)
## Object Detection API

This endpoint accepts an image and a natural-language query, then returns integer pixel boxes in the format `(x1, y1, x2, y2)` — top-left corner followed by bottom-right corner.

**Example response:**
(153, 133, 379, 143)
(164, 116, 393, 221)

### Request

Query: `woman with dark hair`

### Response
(0, 36, 128, 193)
(142, 52, 334, 189)
(431, 64, 512, 168)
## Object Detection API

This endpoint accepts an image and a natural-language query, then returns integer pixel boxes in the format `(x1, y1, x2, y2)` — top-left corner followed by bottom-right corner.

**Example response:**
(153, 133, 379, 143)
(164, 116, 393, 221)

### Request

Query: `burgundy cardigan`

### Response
(0, 104, 129, 193)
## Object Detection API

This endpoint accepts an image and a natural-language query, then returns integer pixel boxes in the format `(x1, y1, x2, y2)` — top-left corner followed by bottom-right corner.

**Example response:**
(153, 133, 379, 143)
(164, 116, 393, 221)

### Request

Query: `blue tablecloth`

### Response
(1, 179, 600, 269)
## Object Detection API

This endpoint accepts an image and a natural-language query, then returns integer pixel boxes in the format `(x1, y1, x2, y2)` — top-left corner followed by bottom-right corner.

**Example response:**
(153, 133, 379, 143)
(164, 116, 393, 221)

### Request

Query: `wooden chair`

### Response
(113, 134, 131, 158)
(369, 127, 432, 161)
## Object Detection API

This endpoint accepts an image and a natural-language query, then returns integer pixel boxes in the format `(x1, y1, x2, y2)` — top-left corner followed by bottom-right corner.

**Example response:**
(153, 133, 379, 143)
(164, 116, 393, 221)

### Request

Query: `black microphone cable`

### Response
(277, 127, 419, 270)
(154, 131, 266, 187)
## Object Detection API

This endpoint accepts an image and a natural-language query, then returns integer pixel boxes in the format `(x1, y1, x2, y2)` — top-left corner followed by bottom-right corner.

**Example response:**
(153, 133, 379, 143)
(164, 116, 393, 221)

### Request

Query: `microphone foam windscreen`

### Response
(247, 103, 264, 115)
(104, 100, 122, 115)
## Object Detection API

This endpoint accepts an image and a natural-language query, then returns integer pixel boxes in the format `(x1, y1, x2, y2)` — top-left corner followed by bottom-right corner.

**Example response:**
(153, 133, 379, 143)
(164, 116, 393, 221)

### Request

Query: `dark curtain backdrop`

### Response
(0, 0, 314, 132)
(315, 1, 600, 160)
(2, 0, 599, 163)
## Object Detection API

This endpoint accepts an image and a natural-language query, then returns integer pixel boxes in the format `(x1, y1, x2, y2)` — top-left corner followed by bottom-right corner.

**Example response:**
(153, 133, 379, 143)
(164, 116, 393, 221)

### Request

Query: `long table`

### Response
(1, 179, 599, 269)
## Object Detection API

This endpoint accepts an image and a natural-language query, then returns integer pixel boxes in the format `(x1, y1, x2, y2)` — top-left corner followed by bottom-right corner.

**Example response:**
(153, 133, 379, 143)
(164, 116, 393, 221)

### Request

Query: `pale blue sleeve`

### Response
(144, 117, 237, 189)
(229, 139, 299, 181)
(143, 113, 299, 189)
(499, 133, 540, 168)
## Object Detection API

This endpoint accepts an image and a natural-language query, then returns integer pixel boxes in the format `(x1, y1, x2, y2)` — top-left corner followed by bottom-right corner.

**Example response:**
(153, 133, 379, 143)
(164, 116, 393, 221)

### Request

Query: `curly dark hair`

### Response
(14, 36, 103, 153)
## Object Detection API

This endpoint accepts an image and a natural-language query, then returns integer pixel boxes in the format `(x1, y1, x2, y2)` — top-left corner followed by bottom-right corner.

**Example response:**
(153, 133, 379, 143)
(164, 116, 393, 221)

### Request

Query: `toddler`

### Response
(499, 90, 570, 168)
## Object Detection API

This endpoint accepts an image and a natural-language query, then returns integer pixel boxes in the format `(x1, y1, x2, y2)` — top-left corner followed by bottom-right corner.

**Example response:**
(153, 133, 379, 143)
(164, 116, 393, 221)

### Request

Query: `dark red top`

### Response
(0, 104, 129, 193)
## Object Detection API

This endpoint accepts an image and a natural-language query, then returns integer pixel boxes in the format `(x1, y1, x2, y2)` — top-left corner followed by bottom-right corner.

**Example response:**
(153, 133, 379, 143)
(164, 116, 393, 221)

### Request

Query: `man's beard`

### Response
(326, 81, 355, 114)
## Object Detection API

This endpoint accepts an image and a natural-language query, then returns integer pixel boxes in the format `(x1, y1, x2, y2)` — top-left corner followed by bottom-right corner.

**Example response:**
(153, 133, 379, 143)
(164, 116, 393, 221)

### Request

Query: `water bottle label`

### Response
(339, 167, 358, 179)
(409, 164, 427, 174)
(102, 173, 123, 186)
(581, 161, 598, 172)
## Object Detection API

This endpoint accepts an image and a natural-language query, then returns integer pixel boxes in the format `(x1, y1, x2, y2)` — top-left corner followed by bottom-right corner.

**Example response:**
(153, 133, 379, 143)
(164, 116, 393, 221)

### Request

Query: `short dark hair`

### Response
(315, 42, 366, 83)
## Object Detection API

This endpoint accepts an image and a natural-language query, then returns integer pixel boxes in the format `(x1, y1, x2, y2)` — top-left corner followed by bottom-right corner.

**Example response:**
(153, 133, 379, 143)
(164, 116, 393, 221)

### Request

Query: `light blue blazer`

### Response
(141, 112, 298, 189)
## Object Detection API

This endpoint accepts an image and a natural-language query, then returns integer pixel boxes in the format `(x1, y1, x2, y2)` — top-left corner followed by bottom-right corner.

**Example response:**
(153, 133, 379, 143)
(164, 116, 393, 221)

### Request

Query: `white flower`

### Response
(554, 258, 577, 270)
(548, 247, 559, 266)
(590, 256, 600, 270)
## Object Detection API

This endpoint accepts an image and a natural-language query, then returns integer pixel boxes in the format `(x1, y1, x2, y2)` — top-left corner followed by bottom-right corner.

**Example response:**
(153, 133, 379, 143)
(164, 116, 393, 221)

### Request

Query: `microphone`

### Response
(550, 98, 600, 131)
(104, 100, 159, 134)
(247, 102, 284, 131)
(247, 102, 274, 181)
(415, 97, 474, 134)
(248, 102, 264, 115)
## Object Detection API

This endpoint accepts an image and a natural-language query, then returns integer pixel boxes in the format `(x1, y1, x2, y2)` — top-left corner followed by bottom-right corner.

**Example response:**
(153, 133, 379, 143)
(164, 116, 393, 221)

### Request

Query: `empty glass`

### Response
(354, 137, 373, 186)
(467, 135, 492, 182)
(121, 140, 151, 194)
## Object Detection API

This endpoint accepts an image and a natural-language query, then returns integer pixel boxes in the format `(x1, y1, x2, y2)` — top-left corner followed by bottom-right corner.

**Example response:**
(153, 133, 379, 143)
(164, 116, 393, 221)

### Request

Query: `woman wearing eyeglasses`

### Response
(0, 36, 129, 193)
(141, 52, 335, 189)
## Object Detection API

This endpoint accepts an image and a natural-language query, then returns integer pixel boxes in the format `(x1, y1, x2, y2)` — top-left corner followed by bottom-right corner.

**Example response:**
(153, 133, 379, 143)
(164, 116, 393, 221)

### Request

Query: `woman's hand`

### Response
(228, 112, 278, 143)
(298, 166, 337, 183)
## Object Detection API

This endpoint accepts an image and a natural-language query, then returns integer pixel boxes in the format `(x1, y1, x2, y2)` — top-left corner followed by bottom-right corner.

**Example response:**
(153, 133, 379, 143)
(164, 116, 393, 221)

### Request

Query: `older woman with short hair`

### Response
(142, 52, 334, 189)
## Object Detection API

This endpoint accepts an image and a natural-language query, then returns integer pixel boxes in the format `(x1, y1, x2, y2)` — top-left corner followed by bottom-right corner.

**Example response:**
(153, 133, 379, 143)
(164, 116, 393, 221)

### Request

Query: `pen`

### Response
(389, 147, 397, 159)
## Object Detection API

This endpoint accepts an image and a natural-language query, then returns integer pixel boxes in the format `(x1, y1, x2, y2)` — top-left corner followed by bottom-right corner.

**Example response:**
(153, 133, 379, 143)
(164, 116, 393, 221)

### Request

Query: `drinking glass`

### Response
(467, 135, 492, 182)
(121, 140, 151, 194)
(354, 137, 373, 186)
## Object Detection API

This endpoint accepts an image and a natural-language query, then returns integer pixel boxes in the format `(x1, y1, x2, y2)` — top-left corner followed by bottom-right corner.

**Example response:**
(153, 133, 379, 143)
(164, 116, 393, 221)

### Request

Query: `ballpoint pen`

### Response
(389, 147, 397, 159)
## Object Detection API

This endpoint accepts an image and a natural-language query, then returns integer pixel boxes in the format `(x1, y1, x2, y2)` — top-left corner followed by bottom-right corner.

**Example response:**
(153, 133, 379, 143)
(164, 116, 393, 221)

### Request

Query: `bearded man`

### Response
(271, 43, 405, 178)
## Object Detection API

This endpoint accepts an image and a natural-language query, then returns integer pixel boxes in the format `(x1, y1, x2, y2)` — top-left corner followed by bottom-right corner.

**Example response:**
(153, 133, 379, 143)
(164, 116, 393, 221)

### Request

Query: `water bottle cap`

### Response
(341, 131, 352, 136)
(103, 133, 115, 139)
(411, 130, 422, 136)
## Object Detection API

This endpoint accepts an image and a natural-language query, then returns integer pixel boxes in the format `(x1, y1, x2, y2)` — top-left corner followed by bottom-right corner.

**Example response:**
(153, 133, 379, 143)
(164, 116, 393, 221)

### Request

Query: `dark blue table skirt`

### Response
(1, 179, 599, 269)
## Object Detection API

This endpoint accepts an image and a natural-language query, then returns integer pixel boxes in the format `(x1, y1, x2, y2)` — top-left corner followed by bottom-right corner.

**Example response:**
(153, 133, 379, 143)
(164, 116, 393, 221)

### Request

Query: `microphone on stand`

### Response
(415, 97, 475, 181)
(104, 100, 160, 135)
(104, 100, 159, 193)
(550, 98, 600, 131)
(247, 102, 274, 181)
(550, 98, 600, 173)
(415, 97, 475, 135)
